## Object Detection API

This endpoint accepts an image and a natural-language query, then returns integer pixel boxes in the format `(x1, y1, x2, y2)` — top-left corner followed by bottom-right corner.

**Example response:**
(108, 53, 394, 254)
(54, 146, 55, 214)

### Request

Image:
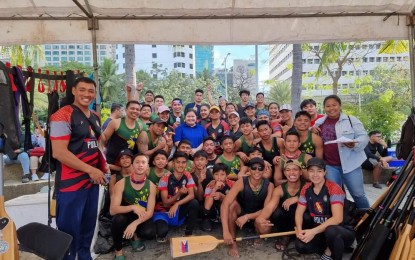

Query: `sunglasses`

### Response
(250, 165, 264, 171)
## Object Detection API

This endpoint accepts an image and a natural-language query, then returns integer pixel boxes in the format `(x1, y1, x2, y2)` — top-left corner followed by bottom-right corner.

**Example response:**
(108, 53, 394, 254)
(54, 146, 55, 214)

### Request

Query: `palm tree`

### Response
(0, 45, 44, 67)
(266, 80, 291, 105)
(379, 40, 408, 54)
(291, 44, 303, 114)
(99, 58, 120, 102)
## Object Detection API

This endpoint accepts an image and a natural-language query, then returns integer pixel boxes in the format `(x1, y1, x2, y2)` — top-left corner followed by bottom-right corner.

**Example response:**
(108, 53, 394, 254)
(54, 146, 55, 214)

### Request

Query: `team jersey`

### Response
(122, 176, 151, 208)
(50, 105, 101, 192)
(298, 180, 345, 226)
(158, 172, 195, 210)
(204, 179, 235, 197)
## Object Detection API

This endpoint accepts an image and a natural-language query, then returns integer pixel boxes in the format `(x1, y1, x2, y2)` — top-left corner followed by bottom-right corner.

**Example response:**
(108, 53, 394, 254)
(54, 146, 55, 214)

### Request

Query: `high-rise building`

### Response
(43, 44, 115, 67)
(233, 59, 258, 93)
(115, 44, 195, 79)
(195, 45, 214, 76)
(269, 42, 410, 96)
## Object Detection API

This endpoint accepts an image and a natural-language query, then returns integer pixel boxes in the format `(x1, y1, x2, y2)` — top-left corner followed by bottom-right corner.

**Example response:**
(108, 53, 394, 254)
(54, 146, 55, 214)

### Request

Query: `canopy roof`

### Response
(0, 0, 414, 45)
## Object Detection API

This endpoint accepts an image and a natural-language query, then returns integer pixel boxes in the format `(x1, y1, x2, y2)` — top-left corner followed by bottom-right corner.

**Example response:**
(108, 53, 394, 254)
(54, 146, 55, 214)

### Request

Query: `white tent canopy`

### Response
(0, 0, 414, 45)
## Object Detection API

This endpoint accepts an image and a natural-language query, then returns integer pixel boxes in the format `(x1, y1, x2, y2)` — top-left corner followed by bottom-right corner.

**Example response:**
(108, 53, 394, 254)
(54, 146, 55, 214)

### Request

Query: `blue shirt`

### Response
(173, 123, 208, 148)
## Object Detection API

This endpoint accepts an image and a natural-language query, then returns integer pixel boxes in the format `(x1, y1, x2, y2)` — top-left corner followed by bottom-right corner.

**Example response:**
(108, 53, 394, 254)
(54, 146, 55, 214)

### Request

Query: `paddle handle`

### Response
(234, 231, 296, 242)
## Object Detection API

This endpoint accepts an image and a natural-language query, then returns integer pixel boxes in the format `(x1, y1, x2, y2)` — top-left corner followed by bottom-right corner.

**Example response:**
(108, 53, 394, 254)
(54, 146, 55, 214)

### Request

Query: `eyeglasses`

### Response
(250, 165, 264, 171)
(374, 135, 382, 138)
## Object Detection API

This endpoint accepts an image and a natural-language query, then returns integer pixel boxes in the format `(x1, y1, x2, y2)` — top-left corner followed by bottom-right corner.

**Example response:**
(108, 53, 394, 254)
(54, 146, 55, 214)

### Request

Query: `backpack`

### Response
(396, 114, 415, 160)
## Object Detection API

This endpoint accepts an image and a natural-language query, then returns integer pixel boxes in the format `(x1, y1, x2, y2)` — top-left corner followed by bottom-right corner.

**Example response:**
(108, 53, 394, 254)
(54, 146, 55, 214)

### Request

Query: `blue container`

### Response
(389, 160, 405, 168)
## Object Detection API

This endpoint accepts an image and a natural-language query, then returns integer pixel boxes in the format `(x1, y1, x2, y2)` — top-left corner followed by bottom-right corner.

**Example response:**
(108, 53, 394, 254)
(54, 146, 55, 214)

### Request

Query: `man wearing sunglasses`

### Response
(361, 130, 392, 189)
(220, 157, 274, 257)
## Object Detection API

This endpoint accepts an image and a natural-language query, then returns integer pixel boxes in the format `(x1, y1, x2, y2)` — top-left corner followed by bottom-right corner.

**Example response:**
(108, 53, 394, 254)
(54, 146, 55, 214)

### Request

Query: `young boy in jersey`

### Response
(221, 157, 274, 257)
(167, 140, 193, 172)
(201, 163, 235, 232)
(216, 136, 244, 181)
(191, 150, 213, 202)
(110, 154, 157, 258)
(234, 117, 255, 163)
(155, 152, 199, 238)
(255, 159, 305, 251)
(238, 147, 273, 180)
(274, 130, 311, 185)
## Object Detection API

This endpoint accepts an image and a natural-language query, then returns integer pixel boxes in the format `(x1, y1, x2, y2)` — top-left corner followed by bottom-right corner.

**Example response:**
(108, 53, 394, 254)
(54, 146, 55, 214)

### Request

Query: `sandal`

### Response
(131, 240, 145, 252)
(274, 236, 290, 252)
(156, 236, 167, 243)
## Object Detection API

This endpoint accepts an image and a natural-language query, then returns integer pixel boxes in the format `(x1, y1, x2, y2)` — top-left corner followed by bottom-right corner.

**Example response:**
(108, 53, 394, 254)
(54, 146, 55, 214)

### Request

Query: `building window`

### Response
(363, 70, 368, 75)
(302, 59, 306, 64)
(77, 51, 83, 55)
(46, 57, 51, 61)
(61, 57, 67, 61)
(307, 59, 313, 64)
(99, 51, 105, 55)
(356, 70, 361, 76)
(45, 51, 51, 56)
(69, 57, 75, 61)
(152, 63, 157, 69)
(44, 45, 51, 50)
(390, 57, 395, 62)
(383, 57, 388, 62)
(85, 45, 91, 49)
(369, 57, 374, 62)
(61, 45, 67, 50)
(397, 57, 402, 61)
(53, 51, 59, 55)
(189, 45, 192, 49)
(123, 63, 125, 69)
(152, 53, 157, 58)
(363, 58, 368, 62)
(69, 45, 75, 49)
(100, 45, 106, 49)
(174, 63, 177, 68)
(122, 53, 125, 58)
(182, 63, 185, 68)
(182, 73, 186, 77)
(376, 57, 381, 62)
(342, 71, 347, 76)
(314, 59, 319, 64)
(53, 45, 59, 50)
(153, 74, 157, 79)
(85, 57, 91, 61)
(61, 51, 67, 55)
(69, 51, 75, 55)
(189, 53, 193, 59)
(349, 71, 354, 76)
(77, 45, 83, 49)
(190, 64, 193, 69)
(85, 51, 91, 55)
(152, 45, 156, 48)
(77, 57, 83, 61)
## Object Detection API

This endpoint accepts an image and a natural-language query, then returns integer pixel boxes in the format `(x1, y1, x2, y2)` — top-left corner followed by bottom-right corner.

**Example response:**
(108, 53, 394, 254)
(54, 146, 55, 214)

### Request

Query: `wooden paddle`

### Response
(389, 200, 415, 259)
(0, 135, 19, 259)
(170, 230, 296, 258)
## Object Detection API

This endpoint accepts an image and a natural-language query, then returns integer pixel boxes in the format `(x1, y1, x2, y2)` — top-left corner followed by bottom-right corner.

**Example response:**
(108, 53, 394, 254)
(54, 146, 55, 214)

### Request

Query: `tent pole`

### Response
(90, 18, 101, 113)
(409, 19, 415, 107)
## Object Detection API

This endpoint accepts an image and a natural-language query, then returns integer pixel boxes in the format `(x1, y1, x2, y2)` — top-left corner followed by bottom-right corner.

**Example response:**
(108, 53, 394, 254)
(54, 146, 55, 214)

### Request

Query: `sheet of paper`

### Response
(324, 136, 359, 145)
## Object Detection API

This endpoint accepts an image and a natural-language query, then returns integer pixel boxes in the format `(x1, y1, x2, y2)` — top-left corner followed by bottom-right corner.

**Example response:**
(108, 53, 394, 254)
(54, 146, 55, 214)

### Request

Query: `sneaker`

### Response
(31, 174, 39, 181)
(22, 174, 30, 183)
(131, 240, 145, 252)
(373, 183, 383, 189)
(40, 173, 50, 180)
(201, 218, 212, 232)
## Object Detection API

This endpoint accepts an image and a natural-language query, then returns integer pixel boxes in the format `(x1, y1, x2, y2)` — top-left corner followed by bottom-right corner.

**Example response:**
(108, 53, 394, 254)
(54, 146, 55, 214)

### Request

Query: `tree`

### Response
(379, 40, 408, 54)
(305, 42, 372, 95)
(0, 45, 44, 67)
(124, 44, 136, 96)
(233, 65, 254, 91)
(99, 58, 123, 104)
(291, 44, 303, 114)
(266, 80, 291, 105)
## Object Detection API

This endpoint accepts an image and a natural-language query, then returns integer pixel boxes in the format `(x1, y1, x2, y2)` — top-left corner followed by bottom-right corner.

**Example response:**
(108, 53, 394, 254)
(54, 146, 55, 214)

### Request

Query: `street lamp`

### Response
(222, 53, 231, 100)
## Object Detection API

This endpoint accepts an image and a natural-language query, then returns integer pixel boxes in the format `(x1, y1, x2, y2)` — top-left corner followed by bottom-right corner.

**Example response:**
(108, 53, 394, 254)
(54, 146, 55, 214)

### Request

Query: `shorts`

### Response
(152, 209, 185, 227)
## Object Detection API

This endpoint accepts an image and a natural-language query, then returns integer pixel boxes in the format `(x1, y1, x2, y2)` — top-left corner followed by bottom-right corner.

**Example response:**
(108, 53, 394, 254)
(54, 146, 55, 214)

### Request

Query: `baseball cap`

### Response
(244, 103, 255, 111)
(148, 117, 168, 126)
(157, 105, 170, 114)
(279, 104, 292, 112)
(218, 96, 227, 103)
(284, 159, 303, 170)
(118, 149, 133, 159)
(257, 110, 270, 117)
(228, 111, 240, 118)
(306, 157, 326, 170)
(210, 105, 221, 112)
(248, 157, 265, 168)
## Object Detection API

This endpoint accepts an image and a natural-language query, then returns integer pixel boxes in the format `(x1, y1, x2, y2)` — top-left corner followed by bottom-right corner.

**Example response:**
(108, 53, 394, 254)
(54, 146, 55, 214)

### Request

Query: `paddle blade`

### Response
(0, 196, 18, 260)
(170, 235, 221, 258)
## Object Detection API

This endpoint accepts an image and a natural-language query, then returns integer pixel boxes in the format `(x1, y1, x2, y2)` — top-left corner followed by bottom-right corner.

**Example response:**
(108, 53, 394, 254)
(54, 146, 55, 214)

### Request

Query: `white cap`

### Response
(279, 104, 292, 111)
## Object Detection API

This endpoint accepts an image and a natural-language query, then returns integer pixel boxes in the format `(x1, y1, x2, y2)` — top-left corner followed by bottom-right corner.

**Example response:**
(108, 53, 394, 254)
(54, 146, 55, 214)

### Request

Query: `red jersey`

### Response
(50, 105, 101, 192)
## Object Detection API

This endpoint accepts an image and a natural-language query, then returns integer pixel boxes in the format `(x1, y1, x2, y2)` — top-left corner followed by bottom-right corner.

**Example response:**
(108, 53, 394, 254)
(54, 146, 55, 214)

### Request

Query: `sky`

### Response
(213, 45, 269, 86)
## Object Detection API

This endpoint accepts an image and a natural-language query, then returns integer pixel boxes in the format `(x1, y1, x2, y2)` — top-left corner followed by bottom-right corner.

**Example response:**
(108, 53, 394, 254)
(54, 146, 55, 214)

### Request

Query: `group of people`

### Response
(49, 77, 385, 260)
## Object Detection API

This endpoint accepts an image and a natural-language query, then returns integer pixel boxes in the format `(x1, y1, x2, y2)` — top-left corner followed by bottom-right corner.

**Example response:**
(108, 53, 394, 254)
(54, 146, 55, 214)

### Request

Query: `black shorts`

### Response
(361, 159, 374, 170)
